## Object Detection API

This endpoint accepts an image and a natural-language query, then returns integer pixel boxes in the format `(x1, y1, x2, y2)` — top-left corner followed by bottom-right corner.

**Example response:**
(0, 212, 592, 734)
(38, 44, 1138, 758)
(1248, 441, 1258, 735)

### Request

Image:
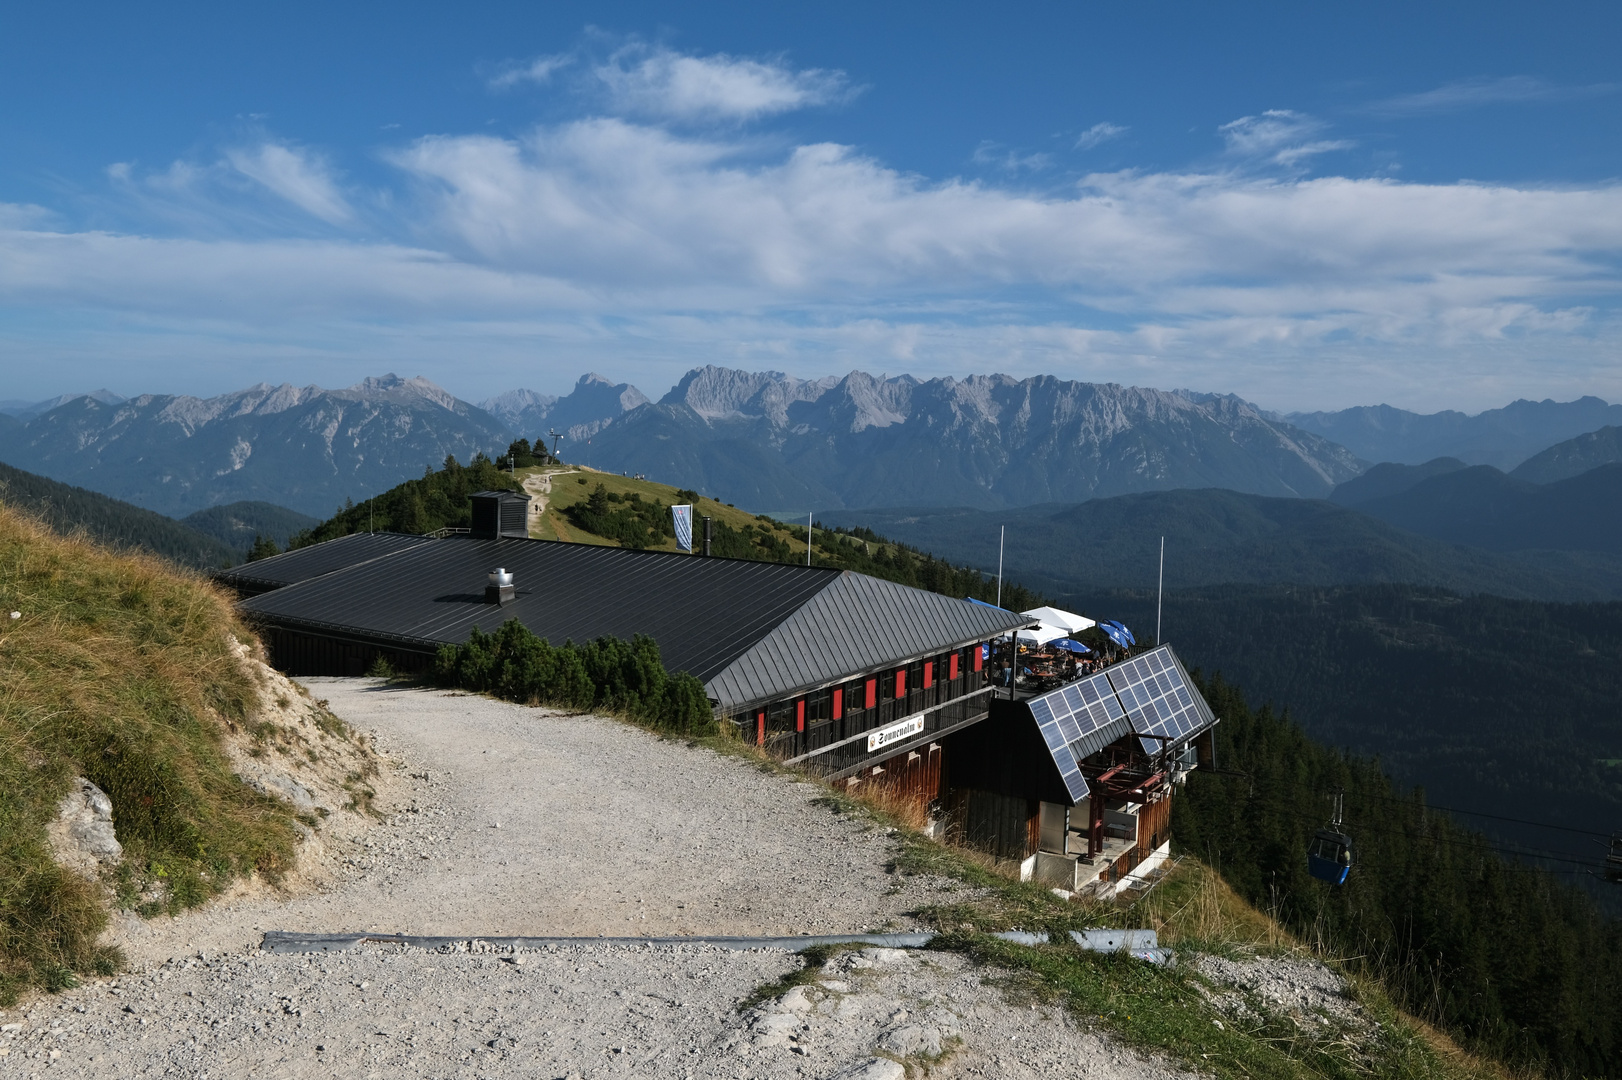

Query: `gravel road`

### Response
(1, 680, 1196, 1079)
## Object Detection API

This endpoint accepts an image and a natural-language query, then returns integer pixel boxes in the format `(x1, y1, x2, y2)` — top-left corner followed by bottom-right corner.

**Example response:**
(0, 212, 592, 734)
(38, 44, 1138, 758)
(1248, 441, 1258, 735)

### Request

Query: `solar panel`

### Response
(1023, 645, 1216, 799)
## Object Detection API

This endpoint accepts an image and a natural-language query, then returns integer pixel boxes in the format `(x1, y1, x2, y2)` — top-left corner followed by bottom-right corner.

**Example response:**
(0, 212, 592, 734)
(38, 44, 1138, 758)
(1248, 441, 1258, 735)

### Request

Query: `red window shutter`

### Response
(923, 661, 934, 688)
(895, 670, 906, 698)
(796, 699, 805, 732)
(865, 678, 877, 709)
(973, 645, 983, 672)
(756, 712, 766, 746)
(949, 652, 959, 680)
(832, 688, 843, 719)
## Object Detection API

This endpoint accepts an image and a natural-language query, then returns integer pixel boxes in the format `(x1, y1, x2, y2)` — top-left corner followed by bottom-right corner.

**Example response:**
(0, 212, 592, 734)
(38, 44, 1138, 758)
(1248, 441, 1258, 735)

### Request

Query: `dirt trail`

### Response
(1, 681, 1196, 1079)
(520, 468, 575, 536)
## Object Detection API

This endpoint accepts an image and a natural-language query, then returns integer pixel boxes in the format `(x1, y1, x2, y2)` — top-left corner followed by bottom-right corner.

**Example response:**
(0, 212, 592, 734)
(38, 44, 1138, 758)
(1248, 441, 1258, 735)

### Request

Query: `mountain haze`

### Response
(818, 488, 1622, 602)
(480, 374, 650, 446)
(1510, 425, 1622, 484)
(1288, 396, 1622, 470)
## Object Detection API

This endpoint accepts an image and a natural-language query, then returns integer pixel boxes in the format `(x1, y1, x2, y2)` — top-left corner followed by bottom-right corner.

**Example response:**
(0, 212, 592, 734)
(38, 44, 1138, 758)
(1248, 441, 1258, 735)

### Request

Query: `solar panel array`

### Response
(1104, 648, 1209, 754)
(1024, 645, 1215, 801)
(1027, 670, 1127, 802)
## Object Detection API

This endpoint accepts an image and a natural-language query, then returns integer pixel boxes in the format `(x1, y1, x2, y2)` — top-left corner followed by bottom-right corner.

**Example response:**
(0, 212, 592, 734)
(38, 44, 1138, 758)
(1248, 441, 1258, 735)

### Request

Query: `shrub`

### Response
(433, 620, 715, 734)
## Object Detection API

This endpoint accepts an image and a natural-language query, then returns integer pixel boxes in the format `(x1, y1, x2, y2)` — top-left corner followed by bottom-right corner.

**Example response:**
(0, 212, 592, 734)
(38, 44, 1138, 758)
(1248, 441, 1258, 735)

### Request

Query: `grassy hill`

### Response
(301, 460, 1049, 610)
(0, 460, 236, 569)
(0, 503, 305, 1000)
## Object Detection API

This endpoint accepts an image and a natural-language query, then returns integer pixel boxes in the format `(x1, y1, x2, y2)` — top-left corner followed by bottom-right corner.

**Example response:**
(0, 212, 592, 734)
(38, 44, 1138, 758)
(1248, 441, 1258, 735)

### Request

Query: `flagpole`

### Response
(807, 512, 813, 566)
(1156, 535, 1164, 646)
(996, 526, 1004, 608)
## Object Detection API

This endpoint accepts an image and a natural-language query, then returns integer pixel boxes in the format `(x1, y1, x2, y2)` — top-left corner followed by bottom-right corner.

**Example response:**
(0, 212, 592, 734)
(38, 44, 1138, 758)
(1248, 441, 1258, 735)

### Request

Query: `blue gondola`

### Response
(1308, 829, 1354, 885)
(1308, 791, 1353, 885)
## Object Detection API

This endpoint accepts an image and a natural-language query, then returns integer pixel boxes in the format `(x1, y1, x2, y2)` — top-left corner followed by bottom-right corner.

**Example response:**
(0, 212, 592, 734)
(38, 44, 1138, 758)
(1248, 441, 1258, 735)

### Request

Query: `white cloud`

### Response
(224, 142, 353, 224)
(487, 53, 574, 91)
(1075, 122, 1126, 150)
(1366, 76, 1616, 117)
(971, 141, 1052, 173)
(591, 45, 850, 121)
(4, 113, 1621, 410)
(1218, 110, 1352, 168)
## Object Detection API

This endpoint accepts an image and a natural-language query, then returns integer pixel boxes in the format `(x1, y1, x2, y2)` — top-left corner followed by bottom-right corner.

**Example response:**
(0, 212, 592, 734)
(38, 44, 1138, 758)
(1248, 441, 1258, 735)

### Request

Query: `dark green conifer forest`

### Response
(1176, 672, 1622, 1076)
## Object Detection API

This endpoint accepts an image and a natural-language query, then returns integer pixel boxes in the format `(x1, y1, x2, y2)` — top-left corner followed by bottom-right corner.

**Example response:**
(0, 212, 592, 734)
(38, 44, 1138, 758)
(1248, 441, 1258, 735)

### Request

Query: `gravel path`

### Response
(1, 680, 1197, 1079)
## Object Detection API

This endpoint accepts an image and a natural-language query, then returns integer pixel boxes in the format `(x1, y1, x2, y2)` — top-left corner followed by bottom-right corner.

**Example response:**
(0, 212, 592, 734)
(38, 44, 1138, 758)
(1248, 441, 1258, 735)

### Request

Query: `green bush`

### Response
(432, 620, 715, 734)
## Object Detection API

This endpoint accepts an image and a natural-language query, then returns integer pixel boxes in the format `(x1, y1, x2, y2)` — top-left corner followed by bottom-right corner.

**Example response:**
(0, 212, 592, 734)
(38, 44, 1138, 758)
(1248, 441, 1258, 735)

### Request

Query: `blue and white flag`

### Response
(672, 504, 693, 551)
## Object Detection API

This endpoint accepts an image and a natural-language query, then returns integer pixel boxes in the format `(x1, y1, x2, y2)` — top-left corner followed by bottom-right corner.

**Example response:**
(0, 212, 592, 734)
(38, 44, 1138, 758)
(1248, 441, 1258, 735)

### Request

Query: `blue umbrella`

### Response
(965, 597, 1016, 612)
(1053, 638, 1092, 655)
(1102, 619, 1136, 646)
(1100, 623, 1131, 649)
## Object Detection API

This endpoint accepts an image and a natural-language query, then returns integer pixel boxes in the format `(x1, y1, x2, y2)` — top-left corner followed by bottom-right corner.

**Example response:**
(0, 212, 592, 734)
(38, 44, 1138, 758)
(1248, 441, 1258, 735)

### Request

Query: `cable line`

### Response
(1348, 791, 1614, 840)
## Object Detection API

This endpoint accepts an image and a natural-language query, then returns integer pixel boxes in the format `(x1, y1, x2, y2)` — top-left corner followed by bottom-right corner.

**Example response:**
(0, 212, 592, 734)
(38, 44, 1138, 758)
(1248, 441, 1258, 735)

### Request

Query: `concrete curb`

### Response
(261, 931, 938, 954)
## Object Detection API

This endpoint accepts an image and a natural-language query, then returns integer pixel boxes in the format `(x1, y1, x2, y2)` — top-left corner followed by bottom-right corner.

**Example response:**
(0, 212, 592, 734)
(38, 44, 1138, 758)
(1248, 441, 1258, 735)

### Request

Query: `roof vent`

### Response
(485, 568, 515, 606)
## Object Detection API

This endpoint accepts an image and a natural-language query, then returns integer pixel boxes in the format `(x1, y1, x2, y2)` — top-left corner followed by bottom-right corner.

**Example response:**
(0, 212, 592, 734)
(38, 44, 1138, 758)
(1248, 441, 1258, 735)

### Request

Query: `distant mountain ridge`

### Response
(554, 366, 1365, 510)
(480, 374, 649, 445)
(1510, 425, 1622, 484)
(818, 488, 1622, 603)
(1287, 396, 1622, 470)
(0, 375, 516, 518)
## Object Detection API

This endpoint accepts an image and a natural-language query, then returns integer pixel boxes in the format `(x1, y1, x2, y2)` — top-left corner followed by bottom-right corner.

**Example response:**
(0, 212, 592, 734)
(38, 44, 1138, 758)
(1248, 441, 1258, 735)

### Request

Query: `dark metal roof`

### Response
(707, 573, 1038, 710)
(215, 532, 435, 593)
(238, 534, 1033, 709)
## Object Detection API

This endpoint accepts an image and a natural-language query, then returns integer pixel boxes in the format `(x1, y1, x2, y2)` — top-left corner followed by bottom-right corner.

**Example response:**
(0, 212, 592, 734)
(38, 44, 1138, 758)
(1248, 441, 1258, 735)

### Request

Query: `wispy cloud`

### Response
(1366, 76, 1616, 117)
(486, 53, 574, 91)
(971, 141, 1052, 173)
(224, 142, 353, 224)
(591, 45, 852, 122)
(1219, 110, 1352, 169)
(1075, 122, 1126, 150)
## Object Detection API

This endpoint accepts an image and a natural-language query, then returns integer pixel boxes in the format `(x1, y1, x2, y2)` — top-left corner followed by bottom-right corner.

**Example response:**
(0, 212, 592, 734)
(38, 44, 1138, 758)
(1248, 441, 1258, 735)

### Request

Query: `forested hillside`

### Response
(180, 502, 319, 557)
(820, 488, 1622, 601)
(1176, 671, 1622, 1077)
(288, 453, 522, 549)
(1071, 583, 1622, 863)
(0, 460, 235, 569)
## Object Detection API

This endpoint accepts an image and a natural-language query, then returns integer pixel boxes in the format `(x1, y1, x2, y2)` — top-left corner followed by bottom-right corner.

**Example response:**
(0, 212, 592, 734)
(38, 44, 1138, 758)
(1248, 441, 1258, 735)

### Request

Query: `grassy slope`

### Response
(0, 502, 304, 1002)
(755, 766, 1513, 1080)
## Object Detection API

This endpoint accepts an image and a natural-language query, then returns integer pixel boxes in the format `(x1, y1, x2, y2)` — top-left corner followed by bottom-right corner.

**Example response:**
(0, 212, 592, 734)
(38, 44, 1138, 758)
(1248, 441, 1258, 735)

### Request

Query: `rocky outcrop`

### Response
(48, 778, 123, 877)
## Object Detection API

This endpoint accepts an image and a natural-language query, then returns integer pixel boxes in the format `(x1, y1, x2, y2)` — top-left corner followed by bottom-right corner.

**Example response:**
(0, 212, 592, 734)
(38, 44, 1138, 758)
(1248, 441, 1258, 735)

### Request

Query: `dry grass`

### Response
(0, 503, 302, 1002)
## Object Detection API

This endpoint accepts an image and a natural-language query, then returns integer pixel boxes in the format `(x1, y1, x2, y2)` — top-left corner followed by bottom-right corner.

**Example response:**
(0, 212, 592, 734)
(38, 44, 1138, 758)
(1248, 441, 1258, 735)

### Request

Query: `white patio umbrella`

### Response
(1015, 622, 1070, 645)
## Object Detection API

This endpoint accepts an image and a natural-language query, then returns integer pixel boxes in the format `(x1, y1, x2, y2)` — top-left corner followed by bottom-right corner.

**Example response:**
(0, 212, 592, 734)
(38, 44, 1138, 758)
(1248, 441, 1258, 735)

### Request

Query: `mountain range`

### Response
(568, 366, 1365, 509)
(0, 375, 513, 518)
(5, 366, 1620, 523)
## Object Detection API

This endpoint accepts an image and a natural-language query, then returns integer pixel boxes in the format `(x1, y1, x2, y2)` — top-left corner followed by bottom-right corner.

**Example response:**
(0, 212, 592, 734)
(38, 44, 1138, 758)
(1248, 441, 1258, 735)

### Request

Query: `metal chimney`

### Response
(485, 568, 515, 605)
(703, 516, 713, 557)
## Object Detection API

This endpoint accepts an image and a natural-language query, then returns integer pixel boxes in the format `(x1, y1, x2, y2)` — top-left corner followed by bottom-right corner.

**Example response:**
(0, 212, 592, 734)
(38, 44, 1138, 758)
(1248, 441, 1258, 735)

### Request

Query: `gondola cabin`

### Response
(1308, 828, 1354, 885)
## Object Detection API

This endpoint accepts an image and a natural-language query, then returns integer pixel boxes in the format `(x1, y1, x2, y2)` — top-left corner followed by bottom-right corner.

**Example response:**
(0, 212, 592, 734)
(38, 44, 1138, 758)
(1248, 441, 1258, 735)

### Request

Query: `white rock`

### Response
(51, 778, 122, 870)
(830, 1058, 906, 1080)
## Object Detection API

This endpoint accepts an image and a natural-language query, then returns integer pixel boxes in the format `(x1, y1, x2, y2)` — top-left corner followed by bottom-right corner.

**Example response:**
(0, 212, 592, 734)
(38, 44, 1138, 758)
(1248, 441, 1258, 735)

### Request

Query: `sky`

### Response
(1, 1, 1619, 413)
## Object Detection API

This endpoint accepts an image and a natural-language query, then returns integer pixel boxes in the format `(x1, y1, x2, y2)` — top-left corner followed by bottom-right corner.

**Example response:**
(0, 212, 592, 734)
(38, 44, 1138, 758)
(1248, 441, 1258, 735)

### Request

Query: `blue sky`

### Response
(1, 0, 1619, 412)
